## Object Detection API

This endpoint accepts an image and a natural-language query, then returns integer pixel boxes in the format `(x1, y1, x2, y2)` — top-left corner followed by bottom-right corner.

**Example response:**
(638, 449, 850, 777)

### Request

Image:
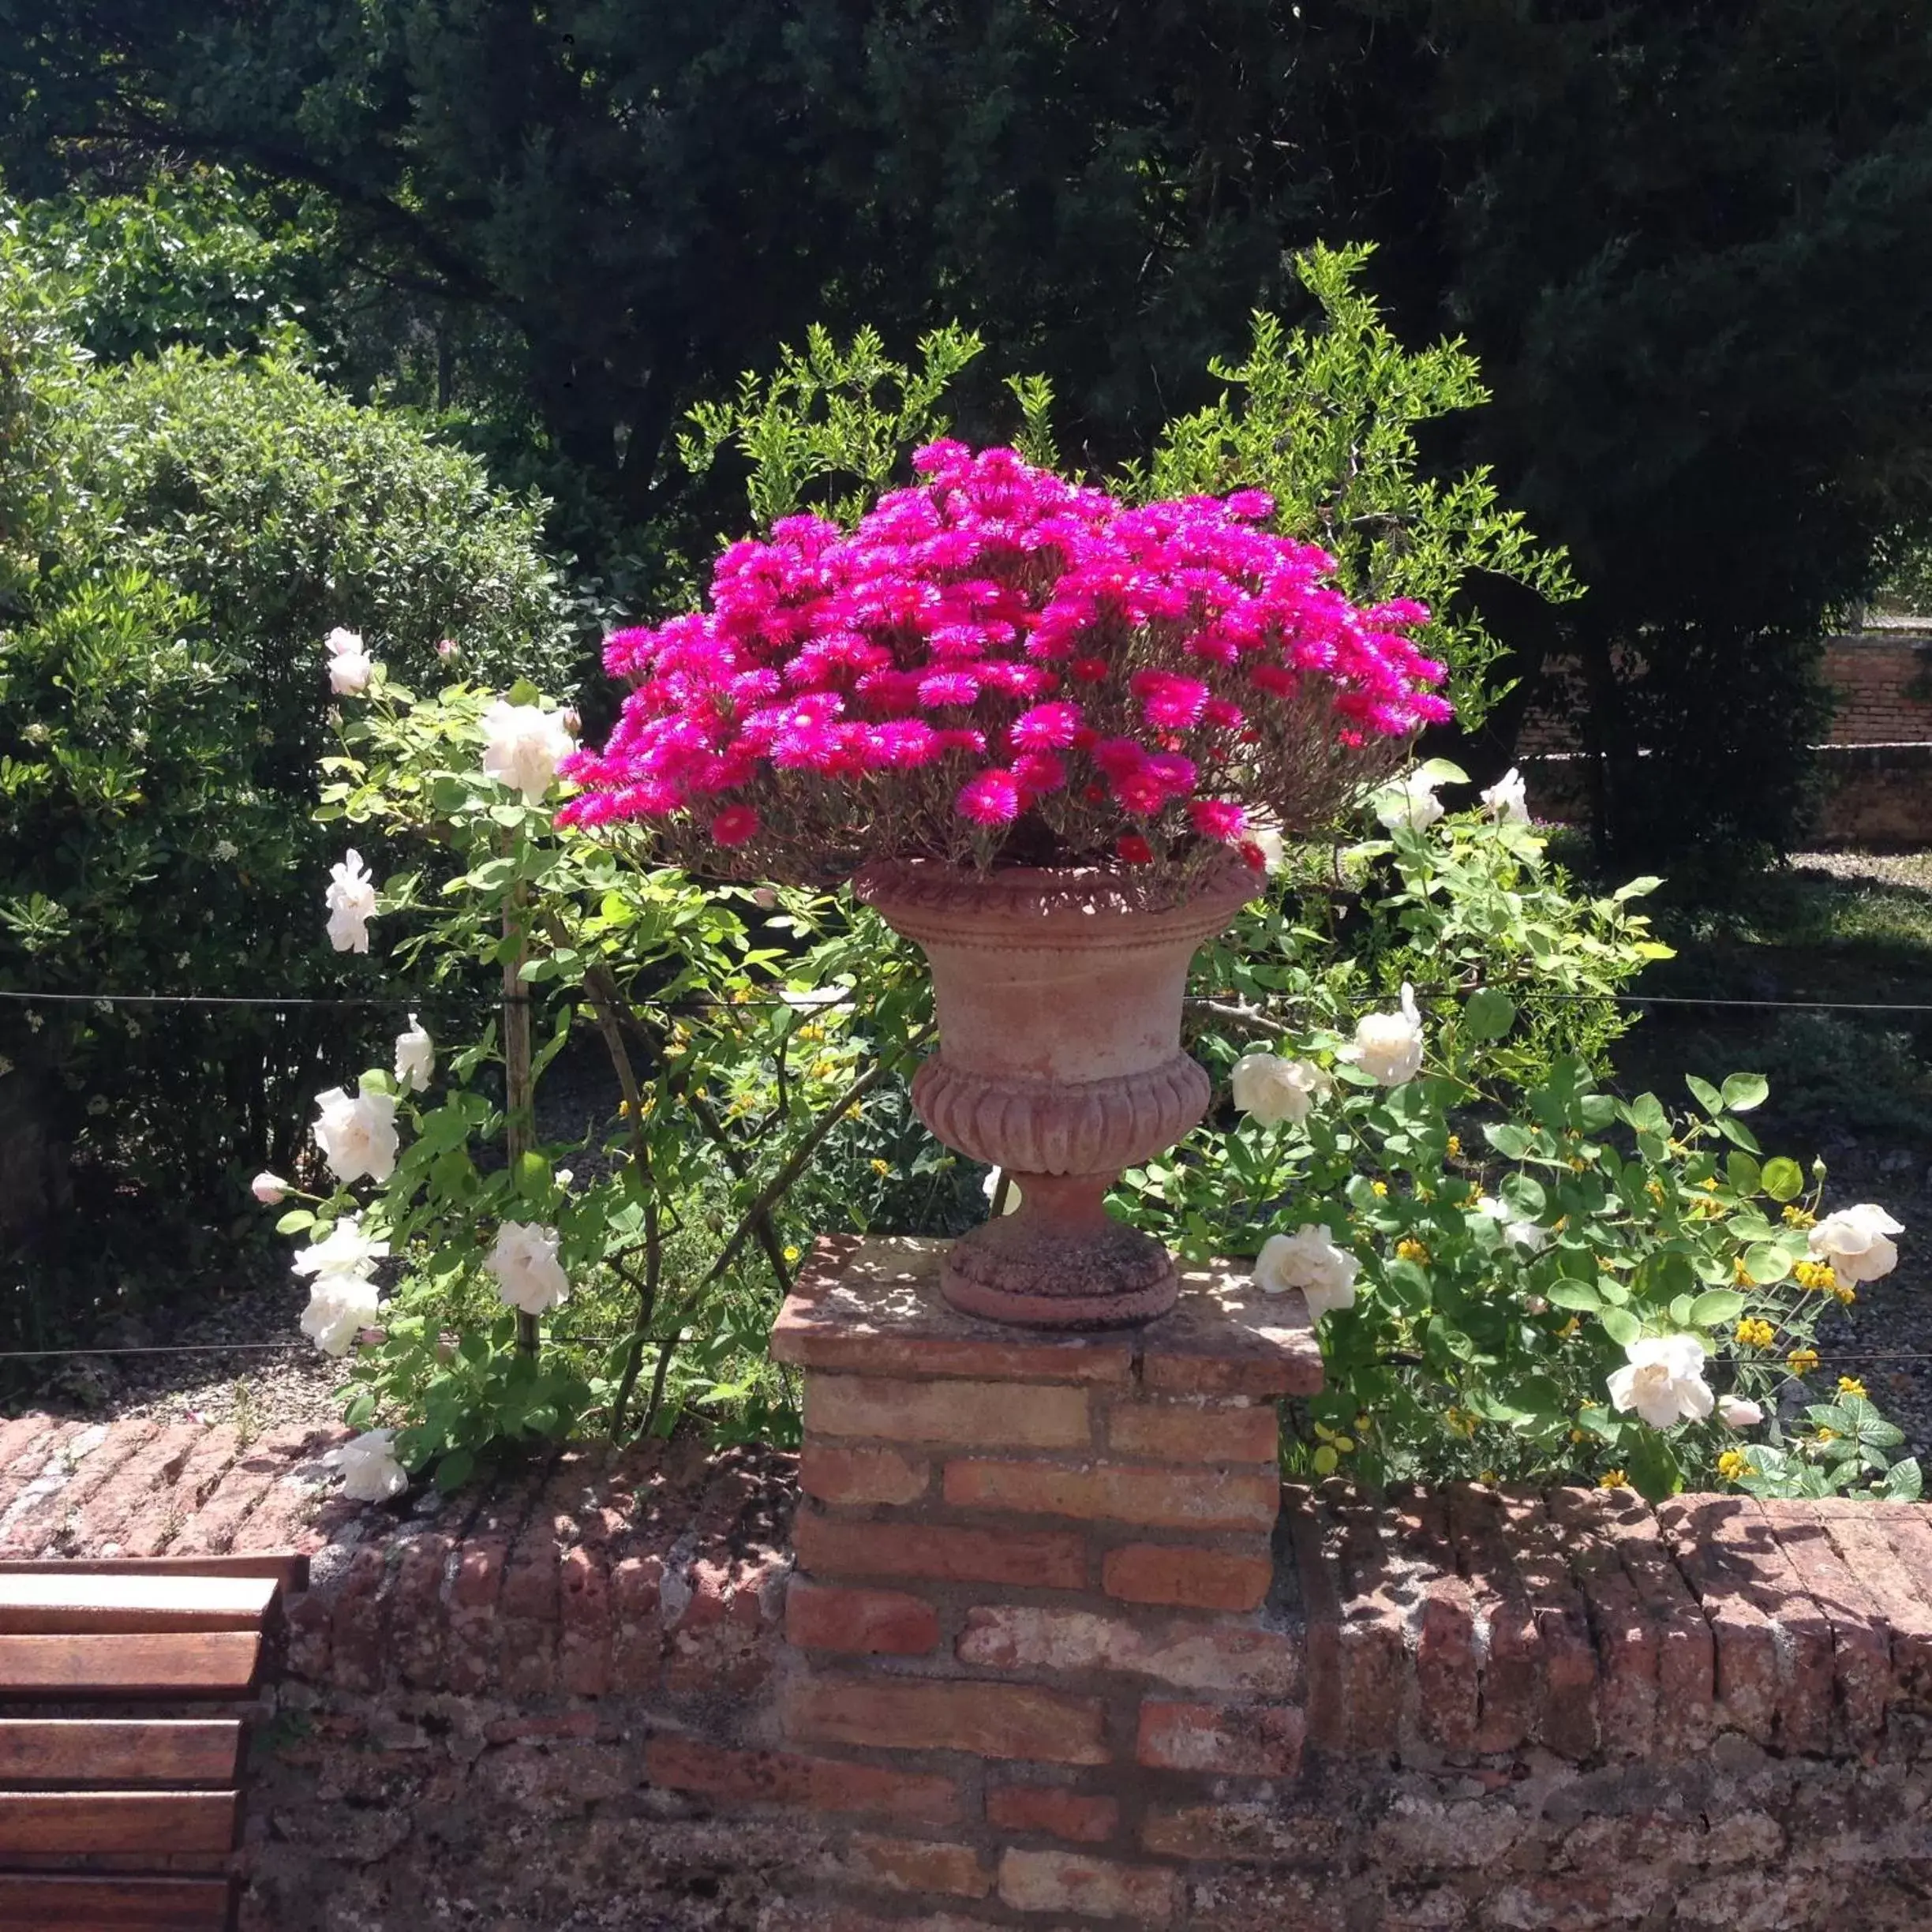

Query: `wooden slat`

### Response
(0, 1633, 261, 1699)
(0, 1872, 234, 1928)
(0, 1574, 278, 1637)
(0, 1722, 242, 1788)
(0, 1791, 238, 1856)
(0, 1554, 307, 1595)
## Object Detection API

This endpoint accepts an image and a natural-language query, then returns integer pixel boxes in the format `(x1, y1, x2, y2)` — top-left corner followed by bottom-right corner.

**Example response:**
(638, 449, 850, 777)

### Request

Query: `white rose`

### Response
(485, 1221, 571, 1315)
(311, 1082, 399, 1185)
(328, 1427, 408, 1503)
(324, 627, 365, 658)
(1480, 767, 1530, 824)
(481, 699, 575, 804)
(1475, 1195, 1549, 1253)
(324, 850, 379, 955)
(291, 1214, 390, 1282)
(301, 1272, 381, 1357)
(1606, 1334, 1714, 1429)
(328, 644, 375, 695)
(395, 1014, 434, 1093)
(1809, 1204, 1904, 1285)
(1342, 983, 1425, 1086)
(983, 1169, 1023, 1215)
(251, 1171, 290, 1205)
(1253, 1224, 1361, 1322)
(1717, 1394, 1763, 1430)
(1373, 770, 1446, 833)
(1230, 1054, 1330, 1126)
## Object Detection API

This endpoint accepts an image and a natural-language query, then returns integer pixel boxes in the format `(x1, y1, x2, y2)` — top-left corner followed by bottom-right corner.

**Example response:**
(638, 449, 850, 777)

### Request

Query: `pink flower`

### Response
(1117, 834, 1154, 865)
(918, 669, 980, 709)
(958, 769, 1023, 825)
(712, 805, 761, 848)
(1131, 670, 1211, 730)
(1012, 751, 1067, 799)
(1189, 799, 1247, 842)
(1009, 702, 1082, 751)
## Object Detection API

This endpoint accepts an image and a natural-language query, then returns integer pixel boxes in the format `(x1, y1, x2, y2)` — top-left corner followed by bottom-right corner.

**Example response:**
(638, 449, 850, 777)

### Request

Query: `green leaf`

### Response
(1689, 1290, 1746, 1327)
(1720, 1073, 1769, 1114)
(1613, 875, 1664, 901)
(1601, 1306, 1641, 1348)
(1885, 1458, 1923, 1503)
(275, 1208, 315, 1235)
(1685, 1074, 1724, 1117)
(436, 1447, 477, 1492)
(1743, 1242, 1792, 1284)
(1484, 1123, 1533, 1159)
(1500, 1173, 1546, 1218)
(1627, 1093, 1669, 1136)
(343, 1391, 377, 1430)
(1547, 1281, 1603, 1313)
(1760, 1157, 1803, 1203)
(1463, 987, 1517, 1039)
(1725, 1153, 1761, 1196)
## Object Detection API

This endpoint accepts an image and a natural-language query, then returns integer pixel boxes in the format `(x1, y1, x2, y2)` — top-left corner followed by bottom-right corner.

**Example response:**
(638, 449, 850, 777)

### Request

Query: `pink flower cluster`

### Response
(560, 442, 1447, 876)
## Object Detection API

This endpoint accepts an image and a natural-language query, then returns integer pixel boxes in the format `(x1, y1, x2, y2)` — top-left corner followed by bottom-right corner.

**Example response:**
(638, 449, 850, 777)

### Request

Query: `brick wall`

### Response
(9, 1235, 1932, 1929)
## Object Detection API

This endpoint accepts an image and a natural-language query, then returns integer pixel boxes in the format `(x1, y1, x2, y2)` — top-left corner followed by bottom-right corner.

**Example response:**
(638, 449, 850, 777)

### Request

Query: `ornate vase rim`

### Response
(853, 852, 1257, 924)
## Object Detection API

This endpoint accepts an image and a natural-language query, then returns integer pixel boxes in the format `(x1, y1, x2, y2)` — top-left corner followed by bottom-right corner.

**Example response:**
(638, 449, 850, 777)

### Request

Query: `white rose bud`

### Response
(324, 850, 379, 955)
(394, 1013, 434, 1094)
(310, 1082, 399, 1185)
(1808, 1204, 1904, 1285)
(481, 699, 575, 805)
(1230, 1053, 1331, 1126)
(1480, 766, 1530, 824)
(1373, 769, 1446, 833)
(1717, 1394, 1764, 1430)
(251, 1171, 290, 1205)
(1606, 1335, 1714, 1429)
(1252, 1224, 1361, 1322)
(328, 1427, 409, 1503)
(1342, 983, 1426, 1086)
(485, 1221, 571, 1315)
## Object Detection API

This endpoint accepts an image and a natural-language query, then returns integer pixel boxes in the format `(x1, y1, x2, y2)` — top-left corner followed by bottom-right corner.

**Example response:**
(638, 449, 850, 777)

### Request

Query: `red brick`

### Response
(1546, 1486, 1659, 1757)
(1283, 1493, 1346, 1750)
(1106, 1400, 1278, 1466)
(956, 1604, 1300, 1696)
(1323, 1485, 1409, 1753)
(665, 1548, 784, 1696)
(330, 1542, 390, 1691)
(1812, 1503, 1932, 1702)
(807, 1374, 1090, 1448)
(119, 1425, 240, 1557)
(785, 1675, 1108, 1764)
(61, 1422, 201, 1552)
(1139, 1803, 1337, 1863)
(998, 1848, 1180, 1926)
(796, 1510, 1087, 1590)
(772, 1236, 1134, 1386)
(642, 1737, 960, 1825)
(1135, 1699, 1302, 1776)
(1570, 1488, 1714, 1758)
(608, 1552, 665, 1694)
(482, 1709, 598, 1746)
(1137, 1279, 1323, 1398)
(389, 1531, 453, 1690)
(1447, 1485, 1539, 1754)
(1657, 1496, 1795, 1748)
(1390, 1490, 1478, 1752)
(1103, 1542, 1273, 1612)
(1492, 1489, 1599, 1762)
(445, 1535, 511, 1694)
(1, 1420, 159, 1557)
(0, 1414, 56, 1506)
(799, 1442, 930, 1505)
(559, 1544, 614, 1695)
(844, 1833, 992, 1899)
(173, 1431, 298, 1556)
(787, 1579, 939, 1656)
(987, 1782, 1120, 1845)
(942, 1458, 1277, 1532)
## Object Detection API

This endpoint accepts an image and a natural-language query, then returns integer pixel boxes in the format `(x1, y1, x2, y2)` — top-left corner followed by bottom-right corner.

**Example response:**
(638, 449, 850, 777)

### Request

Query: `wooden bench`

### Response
(0, 1556, 305, 1930)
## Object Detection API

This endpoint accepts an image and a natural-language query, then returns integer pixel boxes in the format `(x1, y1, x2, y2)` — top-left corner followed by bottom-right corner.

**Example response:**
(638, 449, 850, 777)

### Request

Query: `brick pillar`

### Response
(770, 1234, 1320, 1925)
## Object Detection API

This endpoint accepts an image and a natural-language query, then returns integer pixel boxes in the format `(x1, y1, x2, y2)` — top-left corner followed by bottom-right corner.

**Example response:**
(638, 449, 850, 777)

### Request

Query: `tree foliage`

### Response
(0, 2, 1930, 856)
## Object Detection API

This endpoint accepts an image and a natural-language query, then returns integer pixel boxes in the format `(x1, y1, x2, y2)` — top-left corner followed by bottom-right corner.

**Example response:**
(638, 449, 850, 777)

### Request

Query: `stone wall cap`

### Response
(773, 1234, 1321, 1396)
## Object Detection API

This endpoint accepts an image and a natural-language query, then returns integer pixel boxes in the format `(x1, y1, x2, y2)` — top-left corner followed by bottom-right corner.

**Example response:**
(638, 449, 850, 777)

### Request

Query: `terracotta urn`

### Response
(853, 854, 1257, 1327)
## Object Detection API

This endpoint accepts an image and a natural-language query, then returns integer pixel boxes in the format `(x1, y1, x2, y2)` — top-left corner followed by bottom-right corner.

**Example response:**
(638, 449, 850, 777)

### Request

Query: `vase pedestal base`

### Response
(938, 1172, 1178, 1329)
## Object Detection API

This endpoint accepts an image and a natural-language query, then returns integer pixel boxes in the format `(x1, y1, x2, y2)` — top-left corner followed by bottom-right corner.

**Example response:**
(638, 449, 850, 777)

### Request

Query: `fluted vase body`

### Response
(854, 856, 1254, 1327)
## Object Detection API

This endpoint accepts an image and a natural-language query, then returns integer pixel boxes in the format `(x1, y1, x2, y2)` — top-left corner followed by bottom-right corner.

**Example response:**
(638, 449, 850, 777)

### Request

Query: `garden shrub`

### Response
(0, 237, 575, 1320)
